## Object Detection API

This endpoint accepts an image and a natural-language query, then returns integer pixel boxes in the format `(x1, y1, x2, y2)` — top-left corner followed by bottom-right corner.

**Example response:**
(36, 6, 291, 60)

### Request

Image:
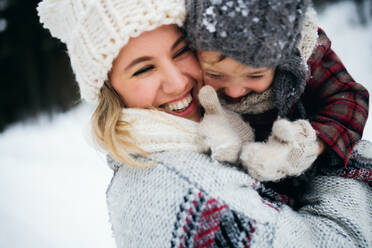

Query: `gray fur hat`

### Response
(185, 0, 311, 68)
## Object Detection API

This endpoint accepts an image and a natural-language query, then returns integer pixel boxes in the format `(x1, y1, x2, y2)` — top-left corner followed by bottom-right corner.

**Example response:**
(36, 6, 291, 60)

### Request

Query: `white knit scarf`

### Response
(120, 108, 209, 154)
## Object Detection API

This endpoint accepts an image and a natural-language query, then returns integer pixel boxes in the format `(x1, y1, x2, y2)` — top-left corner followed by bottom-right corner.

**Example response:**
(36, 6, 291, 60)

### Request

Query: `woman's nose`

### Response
(224, 86, 248, 98)
(161, 62, 188, 94)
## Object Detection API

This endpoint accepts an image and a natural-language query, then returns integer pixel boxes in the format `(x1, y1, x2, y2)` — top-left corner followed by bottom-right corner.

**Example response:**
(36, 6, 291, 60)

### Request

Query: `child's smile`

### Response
(199, 51, 275, 100)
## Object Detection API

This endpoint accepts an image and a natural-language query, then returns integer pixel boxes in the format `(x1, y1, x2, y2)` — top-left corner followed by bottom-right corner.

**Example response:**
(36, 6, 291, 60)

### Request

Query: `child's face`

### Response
(199, 51, 275, 100)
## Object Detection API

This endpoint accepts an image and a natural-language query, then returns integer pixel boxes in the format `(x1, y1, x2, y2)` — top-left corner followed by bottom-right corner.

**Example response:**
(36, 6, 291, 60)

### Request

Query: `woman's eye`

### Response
(173, 46, 191, 58)
(205, 72, 223, 79)
(132, 65, 154, 77)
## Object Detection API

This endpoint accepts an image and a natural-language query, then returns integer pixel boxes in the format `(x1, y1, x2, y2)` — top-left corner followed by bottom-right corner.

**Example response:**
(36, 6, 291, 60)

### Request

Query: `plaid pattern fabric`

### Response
(320, 163, 372, 184)
(330, 167, 372, 183)
(171, 188, 259, 248)
(243, 28, 369, 166)
(256, 186, 296, 209)
(321, 140, 372, 184)
(304, 28, 369, 166)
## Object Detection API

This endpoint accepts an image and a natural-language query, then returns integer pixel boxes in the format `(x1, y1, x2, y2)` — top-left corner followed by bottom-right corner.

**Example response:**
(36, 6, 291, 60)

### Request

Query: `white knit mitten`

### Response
(198, 86, 254, 163)
(240, 119, 319, 181)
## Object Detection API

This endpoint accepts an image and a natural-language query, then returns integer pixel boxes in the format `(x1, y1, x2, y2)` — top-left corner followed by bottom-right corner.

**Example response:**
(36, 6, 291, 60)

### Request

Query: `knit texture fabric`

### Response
(120, 108, 208, 154)
(240, 29, 369, 165)
(37, 0, 185, 102)
(185, 2, 319, 117)
(272, 51, 308, 116)
(321, 140, 372, 183)
(297, 6, 318, 62)
(106, 108, 372, 247)
(240, 119, 319, 181)
(185, 0, 311, 68)
(220, 87, 275, 115)
(198, 85, 254, 163)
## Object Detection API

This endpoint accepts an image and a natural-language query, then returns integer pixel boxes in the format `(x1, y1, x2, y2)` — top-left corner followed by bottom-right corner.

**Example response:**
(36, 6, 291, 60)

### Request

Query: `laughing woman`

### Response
(37, 0, 371, 247)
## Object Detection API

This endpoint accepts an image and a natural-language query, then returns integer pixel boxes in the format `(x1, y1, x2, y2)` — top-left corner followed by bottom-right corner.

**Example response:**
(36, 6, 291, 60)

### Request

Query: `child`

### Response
(184, 0, 369, 183)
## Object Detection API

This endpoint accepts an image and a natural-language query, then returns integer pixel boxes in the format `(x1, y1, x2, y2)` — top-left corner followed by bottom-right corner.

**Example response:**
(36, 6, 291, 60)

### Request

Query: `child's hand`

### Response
(240, 119, 319, 181)
(198, 86, 254, 163)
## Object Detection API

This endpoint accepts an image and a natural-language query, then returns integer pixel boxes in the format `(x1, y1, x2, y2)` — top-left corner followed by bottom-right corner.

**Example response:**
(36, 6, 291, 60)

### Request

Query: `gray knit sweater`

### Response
(106, 109, 372, 248)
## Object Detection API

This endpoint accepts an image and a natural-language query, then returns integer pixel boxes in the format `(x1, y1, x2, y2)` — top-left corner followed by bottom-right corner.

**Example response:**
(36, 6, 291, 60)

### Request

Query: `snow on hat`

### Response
(185, 0, 319, 117)
(37, 0, 186, 103)
(184, 0, 313, 68)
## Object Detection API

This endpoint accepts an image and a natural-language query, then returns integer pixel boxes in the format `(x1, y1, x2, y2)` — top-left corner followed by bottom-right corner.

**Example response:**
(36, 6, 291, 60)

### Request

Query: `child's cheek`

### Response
(203, 78, 222, 90)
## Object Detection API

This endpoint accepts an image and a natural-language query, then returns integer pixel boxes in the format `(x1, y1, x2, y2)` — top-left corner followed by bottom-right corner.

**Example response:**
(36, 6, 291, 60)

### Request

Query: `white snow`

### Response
(317, 1, 372, 141)
(203, 6, 217, 33)
(0, 104, 116, 247)
(0, 1, 371, 247)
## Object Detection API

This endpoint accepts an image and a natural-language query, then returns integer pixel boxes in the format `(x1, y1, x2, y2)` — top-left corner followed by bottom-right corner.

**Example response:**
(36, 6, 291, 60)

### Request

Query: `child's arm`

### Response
(198, 86, 254, 163)
(305, 28, 369, 166)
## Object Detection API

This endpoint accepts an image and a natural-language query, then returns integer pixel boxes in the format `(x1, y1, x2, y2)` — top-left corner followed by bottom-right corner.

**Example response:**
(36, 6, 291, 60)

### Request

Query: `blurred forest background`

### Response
(0, 0, 371, 132)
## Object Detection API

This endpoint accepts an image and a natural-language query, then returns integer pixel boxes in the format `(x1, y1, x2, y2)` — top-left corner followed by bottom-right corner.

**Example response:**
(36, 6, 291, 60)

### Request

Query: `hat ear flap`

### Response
(272, 49, 308, 117)
(37, 0, 85, 43)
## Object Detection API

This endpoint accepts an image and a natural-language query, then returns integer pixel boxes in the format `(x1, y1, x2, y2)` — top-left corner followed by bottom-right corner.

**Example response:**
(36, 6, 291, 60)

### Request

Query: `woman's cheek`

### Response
(122, 82, 155, 108)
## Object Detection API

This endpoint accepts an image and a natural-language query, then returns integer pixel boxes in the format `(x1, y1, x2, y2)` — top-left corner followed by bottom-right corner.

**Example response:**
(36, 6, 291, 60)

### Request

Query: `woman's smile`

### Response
(110, 25, 202, 122)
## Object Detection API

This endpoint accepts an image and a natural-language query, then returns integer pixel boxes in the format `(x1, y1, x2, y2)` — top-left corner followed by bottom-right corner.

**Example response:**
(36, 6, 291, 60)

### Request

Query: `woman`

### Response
(37, 0, 371, 247)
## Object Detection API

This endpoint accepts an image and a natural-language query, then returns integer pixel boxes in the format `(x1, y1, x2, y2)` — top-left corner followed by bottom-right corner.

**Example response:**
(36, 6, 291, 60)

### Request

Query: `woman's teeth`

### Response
(164, 93, 193, 112)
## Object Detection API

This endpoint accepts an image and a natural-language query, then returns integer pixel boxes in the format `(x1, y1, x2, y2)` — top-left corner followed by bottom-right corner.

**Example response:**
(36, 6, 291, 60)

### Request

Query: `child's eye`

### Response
(173, 46, 191, 58)
(205, 72, 223, 79)
(248, 75, 264, 79)
(132, 65, 154, 77)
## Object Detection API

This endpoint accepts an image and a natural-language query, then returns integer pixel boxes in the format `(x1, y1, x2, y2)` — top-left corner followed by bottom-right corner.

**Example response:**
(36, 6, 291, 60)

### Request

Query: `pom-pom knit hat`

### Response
(37, 0, 186, 103)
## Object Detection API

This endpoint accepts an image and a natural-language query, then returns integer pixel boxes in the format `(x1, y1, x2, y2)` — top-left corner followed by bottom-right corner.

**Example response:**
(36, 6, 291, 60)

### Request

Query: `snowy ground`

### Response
(0, 104, 116, 247)
(1, 2, 372, 247)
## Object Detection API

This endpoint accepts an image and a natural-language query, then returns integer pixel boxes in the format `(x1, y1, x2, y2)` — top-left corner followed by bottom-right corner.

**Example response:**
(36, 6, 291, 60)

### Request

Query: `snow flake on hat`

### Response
(204, 0, 251, 35)
(210, 0, 222, 5)
(202, 6, 217, 33)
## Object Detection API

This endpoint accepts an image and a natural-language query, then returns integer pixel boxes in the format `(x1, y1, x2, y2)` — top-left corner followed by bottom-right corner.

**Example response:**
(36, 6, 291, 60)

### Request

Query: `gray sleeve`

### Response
(106, 151, 372, 247)
(272, 176, 372, 248)
(160, 152, 372, 248)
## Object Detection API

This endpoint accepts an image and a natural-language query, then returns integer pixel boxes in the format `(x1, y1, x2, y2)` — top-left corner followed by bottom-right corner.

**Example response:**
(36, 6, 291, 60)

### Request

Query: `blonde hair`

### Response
(91, 83, 150, 167)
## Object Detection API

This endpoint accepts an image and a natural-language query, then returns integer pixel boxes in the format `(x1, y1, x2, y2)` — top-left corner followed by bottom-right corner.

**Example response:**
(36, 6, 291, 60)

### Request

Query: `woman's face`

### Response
(110, 25, 202, 122)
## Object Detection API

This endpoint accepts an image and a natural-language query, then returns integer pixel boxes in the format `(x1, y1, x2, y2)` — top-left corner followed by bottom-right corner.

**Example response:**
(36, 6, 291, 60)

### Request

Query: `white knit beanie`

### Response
(37, 0, 186, 103)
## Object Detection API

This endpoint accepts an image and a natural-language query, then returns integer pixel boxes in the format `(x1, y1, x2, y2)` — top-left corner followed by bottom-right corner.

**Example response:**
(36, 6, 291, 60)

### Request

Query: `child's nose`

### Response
(224, 86, 248, 99)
